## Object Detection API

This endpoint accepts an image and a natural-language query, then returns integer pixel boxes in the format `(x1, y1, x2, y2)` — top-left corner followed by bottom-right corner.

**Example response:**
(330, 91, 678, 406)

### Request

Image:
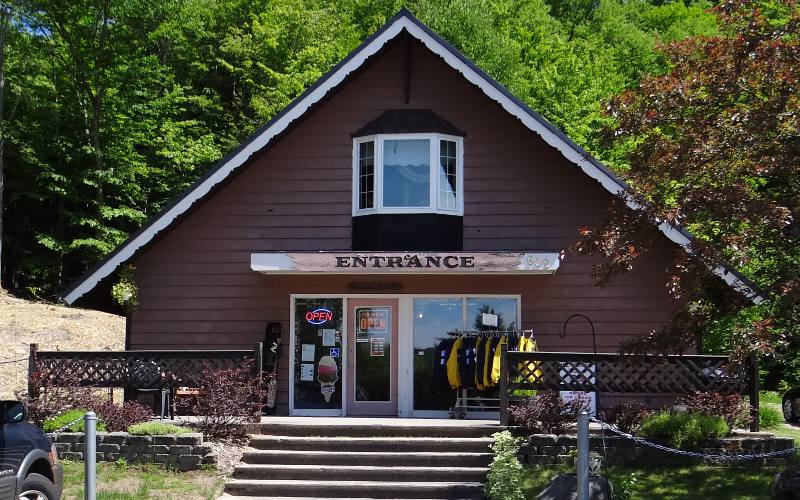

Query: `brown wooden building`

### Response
(62, 10, 760, 417)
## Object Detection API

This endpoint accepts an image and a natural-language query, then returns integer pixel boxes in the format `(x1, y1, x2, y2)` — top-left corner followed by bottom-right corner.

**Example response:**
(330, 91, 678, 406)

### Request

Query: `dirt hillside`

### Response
(0, 288, 125, 398)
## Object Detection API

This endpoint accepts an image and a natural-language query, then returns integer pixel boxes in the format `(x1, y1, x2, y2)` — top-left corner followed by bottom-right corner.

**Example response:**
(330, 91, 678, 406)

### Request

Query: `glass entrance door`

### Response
(346, 298, 398, 415)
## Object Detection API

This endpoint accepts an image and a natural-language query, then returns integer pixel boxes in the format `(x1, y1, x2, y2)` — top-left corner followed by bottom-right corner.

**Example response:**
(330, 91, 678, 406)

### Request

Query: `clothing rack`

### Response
(447, 329, 534, 337)
(444, 329, 535, 419)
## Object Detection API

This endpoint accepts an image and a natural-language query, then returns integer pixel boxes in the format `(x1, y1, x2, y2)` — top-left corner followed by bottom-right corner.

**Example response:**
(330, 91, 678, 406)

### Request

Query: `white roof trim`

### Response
(63, 12, 764, 305)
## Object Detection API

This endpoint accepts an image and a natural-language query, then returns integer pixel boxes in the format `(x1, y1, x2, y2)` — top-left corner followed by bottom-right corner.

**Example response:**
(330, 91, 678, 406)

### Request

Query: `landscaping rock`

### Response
(169, 445, 192, 455)
(149, 445, 170, 454)
(103, 432, 128, 444)
(153, 435, 177, 445)
(127, 435, 152, 446)
(541, 445, 568, 455)
(176, 434, 202, 446)
(529, 434, 558, 445)
(61, 452, 83, 461)
(155, 454, 179, 464)
(773, 465, 800, 499)
(536, 473, 612, 500)
(192, 444, 212, 455)
(97, 443, 120, 453)
(178, 454, 202, 465)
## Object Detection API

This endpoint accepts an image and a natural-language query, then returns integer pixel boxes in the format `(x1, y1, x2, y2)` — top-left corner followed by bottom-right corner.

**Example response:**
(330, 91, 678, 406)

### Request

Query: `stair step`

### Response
(258, 423, 501, 439)
(248, 435, 493, 453)
(241, 449, 493, 467)
(233, 464, 488, 482)
(223, 479, 485, 499)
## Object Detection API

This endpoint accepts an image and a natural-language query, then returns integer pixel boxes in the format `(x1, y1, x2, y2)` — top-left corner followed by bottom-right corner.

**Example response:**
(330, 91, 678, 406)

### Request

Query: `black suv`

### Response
(0, 401, 63, 500)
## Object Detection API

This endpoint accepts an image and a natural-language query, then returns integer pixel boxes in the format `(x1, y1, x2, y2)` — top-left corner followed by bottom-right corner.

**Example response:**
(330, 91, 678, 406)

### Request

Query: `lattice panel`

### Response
(507, 352, 746, 396)
(35, 350, 256, 389)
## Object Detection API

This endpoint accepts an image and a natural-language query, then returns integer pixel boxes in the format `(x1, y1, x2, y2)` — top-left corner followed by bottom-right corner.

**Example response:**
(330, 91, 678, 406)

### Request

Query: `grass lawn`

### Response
(524, 464, 781, 499)
(61, 460, 226, 500)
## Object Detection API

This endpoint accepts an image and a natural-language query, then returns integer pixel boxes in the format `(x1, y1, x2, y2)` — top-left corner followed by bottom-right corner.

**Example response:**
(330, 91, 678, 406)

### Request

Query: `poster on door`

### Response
(355, 307, 388, 342)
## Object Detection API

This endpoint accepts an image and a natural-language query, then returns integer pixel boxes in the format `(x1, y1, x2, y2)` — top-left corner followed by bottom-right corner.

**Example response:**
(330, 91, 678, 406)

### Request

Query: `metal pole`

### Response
(84, 411, 97, 500)
(576, 410, 590, 500)
(499, 343, 508, 426)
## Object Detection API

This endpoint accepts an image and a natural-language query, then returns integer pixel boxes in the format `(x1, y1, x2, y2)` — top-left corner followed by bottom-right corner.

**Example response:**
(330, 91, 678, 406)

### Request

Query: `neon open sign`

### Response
(306, 308, 333, 325)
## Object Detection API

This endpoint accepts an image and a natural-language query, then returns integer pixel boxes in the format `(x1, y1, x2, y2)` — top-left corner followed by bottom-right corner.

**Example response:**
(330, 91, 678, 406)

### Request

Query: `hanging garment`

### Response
(518, 334, 542, 383)
(446, 337, 463, 389)
(519, 335, 536, 352)
(490, 335, 510, 384)
(433, 338, 454, 389)
(460, 336, 477, 389)
(474, 336, 485, 390)
(484, 335, 502, 387)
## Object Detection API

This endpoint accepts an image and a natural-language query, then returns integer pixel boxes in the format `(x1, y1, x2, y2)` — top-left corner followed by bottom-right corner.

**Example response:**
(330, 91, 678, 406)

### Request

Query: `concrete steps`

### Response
(223, 480, 486, 499)
(222, 419, 501, 499)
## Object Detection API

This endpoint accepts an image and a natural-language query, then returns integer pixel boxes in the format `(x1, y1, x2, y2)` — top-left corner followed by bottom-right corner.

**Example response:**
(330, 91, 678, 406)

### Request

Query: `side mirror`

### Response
(0, 401, 27, 423)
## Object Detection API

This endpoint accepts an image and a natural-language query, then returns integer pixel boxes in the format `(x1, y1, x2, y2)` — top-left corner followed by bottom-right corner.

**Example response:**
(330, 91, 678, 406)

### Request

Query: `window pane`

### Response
(413, 298, 462, 410)
(358, 141, 374, 210)
(438, 140, 457, 210)
(383, 139, 430, 208)
(466, 298, 518, 331)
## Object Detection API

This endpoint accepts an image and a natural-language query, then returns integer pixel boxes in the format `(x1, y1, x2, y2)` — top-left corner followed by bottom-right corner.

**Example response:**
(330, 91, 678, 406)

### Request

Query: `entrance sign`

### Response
(252, 251, 562, 274)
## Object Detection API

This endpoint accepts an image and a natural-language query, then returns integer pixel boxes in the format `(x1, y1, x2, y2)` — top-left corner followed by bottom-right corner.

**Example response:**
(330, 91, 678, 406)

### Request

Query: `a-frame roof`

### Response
(61, 8, 764, 305)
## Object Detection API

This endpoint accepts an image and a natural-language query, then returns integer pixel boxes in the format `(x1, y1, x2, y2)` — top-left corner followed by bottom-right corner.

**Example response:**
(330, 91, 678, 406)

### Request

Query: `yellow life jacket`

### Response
(446, 337, 463, 389)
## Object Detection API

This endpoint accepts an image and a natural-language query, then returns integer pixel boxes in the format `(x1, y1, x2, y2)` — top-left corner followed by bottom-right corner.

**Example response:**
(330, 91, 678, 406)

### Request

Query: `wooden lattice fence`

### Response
(28, 343, 262, 394)
(498, 346, 760, 431)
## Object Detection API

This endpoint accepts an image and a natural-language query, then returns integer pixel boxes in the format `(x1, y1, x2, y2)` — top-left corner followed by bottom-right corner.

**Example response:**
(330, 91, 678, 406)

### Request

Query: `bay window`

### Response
(353, 133, 463, 215)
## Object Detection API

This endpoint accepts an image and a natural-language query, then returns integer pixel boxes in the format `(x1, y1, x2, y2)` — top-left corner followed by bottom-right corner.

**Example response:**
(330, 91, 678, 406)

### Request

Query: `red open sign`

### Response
(305, 308, 333, 325)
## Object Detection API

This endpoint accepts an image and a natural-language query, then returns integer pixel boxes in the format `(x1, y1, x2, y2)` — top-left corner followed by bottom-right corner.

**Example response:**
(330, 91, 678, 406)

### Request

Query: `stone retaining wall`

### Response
(50, 432, 215, 471)
(518, 432, 794, 468)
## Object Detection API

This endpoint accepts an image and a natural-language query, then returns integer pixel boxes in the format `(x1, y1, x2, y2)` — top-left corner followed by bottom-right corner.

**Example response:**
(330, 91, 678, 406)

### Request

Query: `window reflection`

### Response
(413, 299, 462, 410)
(412, 297, 518, 411)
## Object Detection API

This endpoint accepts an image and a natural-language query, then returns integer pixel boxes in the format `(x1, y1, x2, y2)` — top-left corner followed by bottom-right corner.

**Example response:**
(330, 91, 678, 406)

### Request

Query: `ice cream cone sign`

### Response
(317, 355, 339, 403)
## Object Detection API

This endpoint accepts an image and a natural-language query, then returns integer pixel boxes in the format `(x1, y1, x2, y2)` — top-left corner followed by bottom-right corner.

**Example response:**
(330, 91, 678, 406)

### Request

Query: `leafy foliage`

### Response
(43, 408, 106, 433)
(638, 410, 729, 448)
(485, 430, 525, 500)
(578, 0, 799, 364)
(759, 405, 782, 430)
(94, 400, 152, 433)
(677, 391, 751, 430)
(0, 0, 719, 299)
(127, 422, 192, 435)
(175, 358, 265, 440)
(15, 363, 97, 426)
(612, 400, 651, 433)
(508, 390, 589, 435)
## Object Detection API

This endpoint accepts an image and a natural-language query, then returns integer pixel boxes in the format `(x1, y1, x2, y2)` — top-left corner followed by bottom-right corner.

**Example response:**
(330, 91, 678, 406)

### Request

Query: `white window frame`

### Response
(352, 133, 464, 216)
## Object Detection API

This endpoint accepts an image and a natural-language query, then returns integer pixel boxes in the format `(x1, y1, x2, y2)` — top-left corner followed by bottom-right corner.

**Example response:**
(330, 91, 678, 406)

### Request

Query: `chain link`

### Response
(591, 417, 798, 461)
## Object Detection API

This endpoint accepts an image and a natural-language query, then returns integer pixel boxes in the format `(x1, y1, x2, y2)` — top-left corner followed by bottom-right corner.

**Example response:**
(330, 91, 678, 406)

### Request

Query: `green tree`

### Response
(578, 0, 799, 372)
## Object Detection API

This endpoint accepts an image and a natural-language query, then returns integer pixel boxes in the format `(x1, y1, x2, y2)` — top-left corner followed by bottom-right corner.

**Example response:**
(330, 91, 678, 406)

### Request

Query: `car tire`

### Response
(784, 397, 798, 423)
(18, 473, 57, 500)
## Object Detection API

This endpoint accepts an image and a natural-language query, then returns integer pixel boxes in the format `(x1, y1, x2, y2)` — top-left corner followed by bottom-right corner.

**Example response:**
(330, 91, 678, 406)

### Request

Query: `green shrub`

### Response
(127, 422, 192, 435)
(639, 411, 728, 448)
(485, 431, 525, 500)
(759, 405, 782, 429)
(43, 409, 107, 433)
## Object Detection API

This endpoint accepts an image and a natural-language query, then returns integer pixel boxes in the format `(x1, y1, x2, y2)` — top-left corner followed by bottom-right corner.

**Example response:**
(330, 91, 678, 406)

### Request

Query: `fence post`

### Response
(749, 355, 760, 432)
(84, 411, 97, 500)
(499, 343, 508, 426)
(28, 343, 38, 398)
(576, 410, 590, 500)
(254, 342, 263, 385)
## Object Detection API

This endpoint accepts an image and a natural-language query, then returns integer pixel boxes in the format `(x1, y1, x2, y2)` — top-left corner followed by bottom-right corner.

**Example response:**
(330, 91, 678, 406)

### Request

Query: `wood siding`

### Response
(130, 38, 678, 415)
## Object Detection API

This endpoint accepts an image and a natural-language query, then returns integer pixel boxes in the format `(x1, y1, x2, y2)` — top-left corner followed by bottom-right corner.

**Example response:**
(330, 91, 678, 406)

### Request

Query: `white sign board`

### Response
(251, 251, 562, 274)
